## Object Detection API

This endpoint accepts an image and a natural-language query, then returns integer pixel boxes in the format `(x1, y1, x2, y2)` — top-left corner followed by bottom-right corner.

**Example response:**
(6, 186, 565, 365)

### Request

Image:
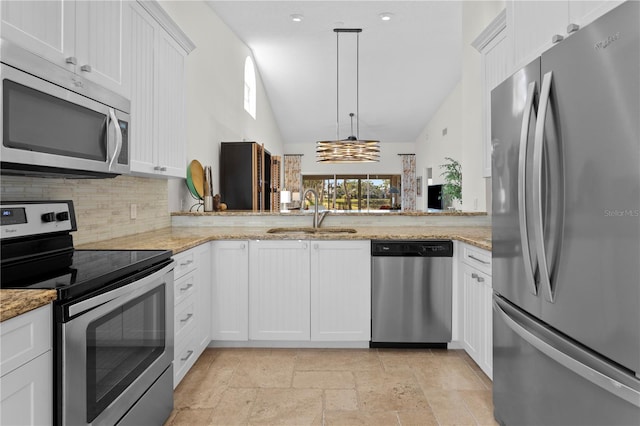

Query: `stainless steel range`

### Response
(0, 200, 175, 426)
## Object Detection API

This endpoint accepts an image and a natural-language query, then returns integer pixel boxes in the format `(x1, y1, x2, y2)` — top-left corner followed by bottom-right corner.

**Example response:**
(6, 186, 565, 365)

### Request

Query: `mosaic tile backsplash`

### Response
(0, 175, 170, 245)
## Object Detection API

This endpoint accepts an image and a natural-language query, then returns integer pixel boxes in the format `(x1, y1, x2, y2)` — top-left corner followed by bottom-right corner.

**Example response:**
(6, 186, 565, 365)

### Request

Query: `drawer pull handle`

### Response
(180, 313, 193, 323)
(468, 254, 490, 265)
(179, 283, 194, 292)
(471, 272, 485, 283)
(180, 350, 194, 362)
(180, 259, 193, 267)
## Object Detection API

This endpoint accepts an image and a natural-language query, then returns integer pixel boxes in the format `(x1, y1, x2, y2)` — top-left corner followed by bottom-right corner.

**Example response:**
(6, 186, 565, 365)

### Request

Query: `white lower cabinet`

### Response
(0, 305, 52, 426)
(310, 240, 371, 342)
(249, 240, 311, 340)
(460, 243, 493, 379)
(211, 241, 249, 341)
(172, 243, 212, 387)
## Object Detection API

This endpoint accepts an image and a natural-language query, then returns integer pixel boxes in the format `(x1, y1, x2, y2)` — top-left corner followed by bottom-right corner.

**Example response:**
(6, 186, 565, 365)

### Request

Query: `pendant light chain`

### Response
(316, 28, 380, 163)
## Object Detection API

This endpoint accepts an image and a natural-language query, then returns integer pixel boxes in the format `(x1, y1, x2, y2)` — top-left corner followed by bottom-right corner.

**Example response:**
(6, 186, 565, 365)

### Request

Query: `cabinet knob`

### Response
(240, 243, 246, 249)
(302, 243, 308, 249)
(153, 166, 162, 171)
(552, 34, 564, 44)
(313, 244, 319, 250)
(566, 23, 579, 34)
(80, 64, 92, 73)
(160, 166, 167, 171)
(65, 56, 77, 65)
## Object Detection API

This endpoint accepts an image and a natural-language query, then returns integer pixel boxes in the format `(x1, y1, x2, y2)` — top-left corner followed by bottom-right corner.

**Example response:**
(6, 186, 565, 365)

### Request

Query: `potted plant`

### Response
(439, 157, 462, 210)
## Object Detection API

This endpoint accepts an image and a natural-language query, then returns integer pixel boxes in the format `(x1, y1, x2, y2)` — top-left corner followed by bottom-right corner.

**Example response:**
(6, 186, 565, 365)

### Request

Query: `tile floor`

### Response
(164, 348, 497, 426)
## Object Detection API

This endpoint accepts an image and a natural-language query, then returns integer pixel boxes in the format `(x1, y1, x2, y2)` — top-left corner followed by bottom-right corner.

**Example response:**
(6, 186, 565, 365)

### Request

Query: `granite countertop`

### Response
(3, 225, 491, 322)
(77, 225, 492, 253)
(0, 289, 57, 322)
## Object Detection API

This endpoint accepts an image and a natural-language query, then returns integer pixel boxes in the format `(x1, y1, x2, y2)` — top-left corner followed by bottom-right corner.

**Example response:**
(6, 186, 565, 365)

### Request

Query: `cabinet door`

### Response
(1, 0, 74, 71)
(0, 351, 52, 426)
(212, 241, 249, 341)
(310, 240, 371, 341)
(74, 0, 130, 97)
(249, 240, 310, 340)
(195, 243, 212, 352)
(508, 0, 568, 68)
(155, 30, 186, 178)
(462, 264, 483, 364)
(128, 2, 157, 175)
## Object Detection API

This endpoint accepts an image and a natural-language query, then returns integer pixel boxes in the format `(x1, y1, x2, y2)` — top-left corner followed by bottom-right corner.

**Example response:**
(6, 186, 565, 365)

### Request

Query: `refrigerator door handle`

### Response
(533, 71, 564, 303)
(494, 298, 640, 408)
(518, 81, 538, 296)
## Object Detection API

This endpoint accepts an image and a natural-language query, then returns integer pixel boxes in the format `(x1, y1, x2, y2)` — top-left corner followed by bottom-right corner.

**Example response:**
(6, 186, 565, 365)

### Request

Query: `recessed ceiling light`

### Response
(379, 12, 393, 21)
(290, 14, 304, 22)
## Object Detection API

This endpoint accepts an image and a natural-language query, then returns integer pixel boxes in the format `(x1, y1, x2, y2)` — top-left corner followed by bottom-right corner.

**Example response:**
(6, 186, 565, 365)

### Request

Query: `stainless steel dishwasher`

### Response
(371, 240, 453, 347)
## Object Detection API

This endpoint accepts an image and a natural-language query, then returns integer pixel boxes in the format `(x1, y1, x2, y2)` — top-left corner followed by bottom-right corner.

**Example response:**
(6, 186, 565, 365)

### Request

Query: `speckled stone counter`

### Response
(77, 225, 492, 253)
(0, 289, 57, 322)
(3, 225, 490, 321)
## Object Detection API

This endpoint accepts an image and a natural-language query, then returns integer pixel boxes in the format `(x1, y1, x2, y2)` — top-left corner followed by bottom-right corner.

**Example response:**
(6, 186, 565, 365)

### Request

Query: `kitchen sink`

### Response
(267, 227, 357, 234)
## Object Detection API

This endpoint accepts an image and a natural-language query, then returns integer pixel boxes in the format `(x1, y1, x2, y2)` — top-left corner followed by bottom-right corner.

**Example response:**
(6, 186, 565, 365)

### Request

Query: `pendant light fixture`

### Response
(316, 28, 380, 163)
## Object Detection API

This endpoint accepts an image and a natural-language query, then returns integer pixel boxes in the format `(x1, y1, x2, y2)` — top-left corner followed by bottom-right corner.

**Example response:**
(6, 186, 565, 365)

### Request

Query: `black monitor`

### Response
(427, 184, 443, 210)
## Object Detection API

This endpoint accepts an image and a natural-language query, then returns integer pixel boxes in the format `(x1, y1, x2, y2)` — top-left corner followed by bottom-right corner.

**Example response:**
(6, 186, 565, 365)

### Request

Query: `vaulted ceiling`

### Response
(207, 1, 463, 146)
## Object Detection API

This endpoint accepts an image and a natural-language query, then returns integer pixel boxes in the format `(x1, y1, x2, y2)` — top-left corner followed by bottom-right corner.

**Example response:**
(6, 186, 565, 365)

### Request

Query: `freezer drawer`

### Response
(493, 295, 640, 426)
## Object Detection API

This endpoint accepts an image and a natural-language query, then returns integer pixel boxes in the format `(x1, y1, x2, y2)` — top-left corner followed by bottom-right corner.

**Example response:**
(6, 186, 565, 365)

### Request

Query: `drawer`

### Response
(0, 305, 51, 377)
(174, 298, 196, 347)
(174, 272, 196, 306)
(174, 330, 198, 388)
(173, 250, 197, 279)
(461, 244, 492, 276)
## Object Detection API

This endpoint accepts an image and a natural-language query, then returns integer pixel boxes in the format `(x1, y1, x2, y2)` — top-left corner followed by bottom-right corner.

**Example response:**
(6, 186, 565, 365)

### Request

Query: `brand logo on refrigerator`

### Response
(594, 32, 620, 50)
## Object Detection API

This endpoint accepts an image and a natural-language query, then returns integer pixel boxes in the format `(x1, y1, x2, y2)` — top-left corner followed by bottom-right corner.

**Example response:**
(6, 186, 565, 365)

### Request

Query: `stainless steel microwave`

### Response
(1, 40, 130, 178)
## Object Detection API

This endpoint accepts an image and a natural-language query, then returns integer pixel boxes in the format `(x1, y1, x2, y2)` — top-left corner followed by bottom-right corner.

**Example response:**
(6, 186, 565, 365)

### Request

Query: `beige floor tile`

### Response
(459, 390, 498, 425)
(324, 409, 400, 425)
(325, 389, 359, 411)
(423, 389, 477, 425)
(174, 366, 234, 409)
(209, 387, 258, 425)
(166, 408, 214, 426)
(295, 349, 382, 372)
(248, 388, 323, 425)
(396, 409, 440, 426)
(293, 371, 356, 389)
(229, 357, 295, 388)
(355, 370, 430, 412)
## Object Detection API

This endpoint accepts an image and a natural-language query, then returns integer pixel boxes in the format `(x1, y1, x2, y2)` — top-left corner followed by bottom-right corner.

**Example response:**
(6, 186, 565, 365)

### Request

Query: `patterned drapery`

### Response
(284, 154, 302, 207)
(400, 154, 416, 211)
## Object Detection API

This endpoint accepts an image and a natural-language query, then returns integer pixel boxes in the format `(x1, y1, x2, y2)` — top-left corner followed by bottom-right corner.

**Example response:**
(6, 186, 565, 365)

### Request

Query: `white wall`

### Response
(159, 1, 285, 212)
(415, 1, 504, 213)
(285, 142, 415, 177)
(415, 83, 463, 211)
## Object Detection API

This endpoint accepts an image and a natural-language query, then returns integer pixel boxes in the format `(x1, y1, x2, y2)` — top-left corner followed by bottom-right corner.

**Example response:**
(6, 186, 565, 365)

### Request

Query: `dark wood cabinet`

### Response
(220, 142, 280, 211)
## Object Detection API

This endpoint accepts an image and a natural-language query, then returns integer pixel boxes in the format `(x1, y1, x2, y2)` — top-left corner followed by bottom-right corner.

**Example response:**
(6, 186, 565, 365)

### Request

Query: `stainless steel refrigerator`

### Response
(491, 2, 640, 424)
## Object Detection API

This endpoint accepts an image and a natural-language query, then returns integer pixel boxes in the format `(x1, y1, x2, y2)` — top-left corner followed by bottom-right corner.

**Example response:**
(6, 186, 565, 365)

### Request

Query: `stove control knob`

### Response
(41, 212, 56, 223)
(56, 212, 70, 221)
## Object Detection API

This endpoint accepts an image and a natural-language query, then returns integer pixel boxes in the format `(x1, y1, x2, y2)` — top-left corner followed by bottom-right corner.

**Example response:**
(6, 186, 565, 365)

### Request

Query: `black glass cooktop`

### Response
(1, 249, 172, 300)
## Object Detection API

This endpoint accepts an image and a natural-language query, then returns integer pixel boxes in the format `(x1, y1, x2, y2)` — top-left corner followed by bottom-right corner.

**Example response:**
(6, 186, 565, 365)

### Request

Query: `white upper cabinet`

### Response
(473, 9, 511, 178)
(508, 0, 624, 70)
(1, 0, 130, 97)
(128, 1, 193, 178)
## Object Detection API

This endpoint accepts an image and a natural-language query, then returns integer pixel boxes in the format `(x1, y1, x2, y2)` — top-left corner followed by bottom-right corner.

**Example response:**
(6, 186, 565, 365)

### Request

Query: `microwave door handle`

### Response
(108, 108, 122, 171)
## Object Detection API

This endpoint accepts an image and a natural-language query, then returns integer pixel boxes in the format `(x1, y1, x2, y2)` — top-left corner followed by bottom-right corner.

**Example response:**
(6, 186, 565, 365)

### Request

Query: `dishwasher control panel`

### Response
(371, 240, 453, 257)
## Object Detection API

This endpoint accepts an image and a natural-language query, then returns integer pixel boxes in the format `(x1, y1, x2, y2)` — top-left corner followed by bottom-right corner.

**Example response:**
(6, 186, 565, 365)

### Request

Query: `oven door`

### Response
(60, 262, 174, 426)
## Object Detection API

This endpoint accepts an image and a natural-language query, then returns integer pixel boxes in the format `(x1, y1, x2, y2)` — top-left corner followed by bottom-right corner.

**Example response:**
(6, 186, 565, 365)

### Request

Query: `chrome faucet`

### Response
(302, 189, 329, 228)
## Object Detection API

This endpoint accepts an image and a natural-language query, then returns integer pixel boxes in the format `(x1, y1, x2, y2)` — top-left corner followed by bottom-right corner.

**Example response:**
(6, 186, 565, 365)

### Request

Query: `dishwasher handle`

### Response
(371, 240, 453, 257)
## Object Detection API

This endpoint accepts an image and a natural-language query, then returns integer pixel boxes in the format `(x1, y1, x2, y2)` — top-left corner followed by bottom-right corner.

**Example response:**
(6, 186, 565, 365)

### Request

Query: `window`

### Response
(243, 56, 256, 119)
(302, 174, 402, 211)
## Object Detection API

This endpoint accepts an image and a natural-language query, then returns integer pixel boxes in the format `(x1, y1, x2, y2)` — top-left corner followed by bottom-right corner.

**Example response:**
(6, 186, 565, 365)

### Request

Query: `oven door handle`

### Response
(69, 261, 175, 317)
